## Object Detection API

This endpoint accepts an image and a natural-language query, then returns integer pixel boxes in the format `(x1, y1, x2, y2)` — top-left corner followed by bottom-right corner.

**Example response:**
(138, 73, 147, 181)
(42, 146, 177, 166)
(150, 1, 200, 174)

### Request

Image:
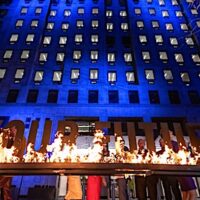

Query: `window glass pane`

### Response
(50, 10, 56, 17)
(39, 53, 48, 62)
(106, 23, 113, 31)
(124, 53, 132, 62)
(31, 20, 39, 28)
(108, 72, 116, 84)
(73, 51, 81, 60)
(155, 35, 163, 44)
(27, 90, 38, 103)
(68, 90, 78, 103)
(92, 8, 99, 14)
(90, 69, 98, 82)
(92, 20, 99, 28)
(180, 72, 190, 83)
(142, 51, 150, 60)
(106, 10, 113, 17)
(162, 10, 169, 17)
(21, 7, 28, 14)
(145, 70, 155, 82)
(166, 23, 173, 30)
(91, 51, 98, 60)
(152, 21, 159, 28)
(191, 9, 198, 15)
(109, 90, 119, 103)
(180, 23, 188, 31)
(47, 90, 58, 103)
(64, 9, 71, 16)
(176, 11, 183, 17)
(77, 20, 84, 28)
(26, 34, 34, 43)
(137, 21, 144, 29)
(53, 71, 62, 82)
(139, 35, 147, 44)
(88, 90, 98, 103)
(16, 20, 24, 27)
(56, 53, 65, 62)
(6, 90, 19, 103)
(149, 8, 156, 15)
(170, 37, 178, 46)
(168, 90, 180, 104)
(0, 69, 6, 79)
(43, 36, 51, 45)
(4, 50, 13, 59)
(46, 22, 54, 30)
(174, 53, 184, 63)
(15, 69, 24, 83)
(121, 23, 128, 31)
(59, 36, 67, 45)
(78, 8, 84, 14)
(62, 23, 69, 30)
(185, 37, 194, 46)
(129, 90, 139, 103)
(126, 72, 135, 83)
(10, 34, 19, 43)
(163, 70, 173, 82)
(108, 53, 115, 62)
(91, 35, 98, 43)
(21, 50, 30, 60)
(71, 69, 80, 81)
(135, 8, 141, 15)
(149, 90, 160, 104)
(35, 7, 42, 14)
(120, 10, 127, 17)
(192, 54, 200, 64)
(75, 34, 83, 43)
(34, 71, 44, 82)
(159, 51, 168, 61)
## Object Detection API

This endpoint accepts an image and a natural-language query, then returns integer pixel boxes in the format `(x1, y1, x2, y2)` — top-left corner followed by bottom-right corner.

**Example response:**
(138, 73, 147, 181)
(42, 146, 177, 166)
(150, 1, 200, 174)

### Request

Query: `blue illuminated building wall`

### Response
(0, 0, 200, 196)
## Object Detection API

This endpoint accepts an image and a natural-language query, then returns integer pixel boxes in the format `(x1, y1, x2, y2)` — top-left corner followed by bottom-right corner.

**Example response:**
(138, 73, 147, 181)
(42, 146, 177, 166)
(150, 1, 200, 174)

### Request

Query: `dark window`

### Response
(106, 36, 115, 47)
(129, 90, 139, 103)
(88, 90, 98, 103)
(27, 90, 38, 103)
(109, 90, 119, 103)
(122, 36, 131, 48)
(68, 90, 78, 103)
(149, 90, 160, 104)
(0, 9, 8, 17)
(6, 89, 19, 103)
(168, 90, 180, 104)
(119, 0, 126, 6)
(105, 0, 112, 6)
(47, 90, 58, 103)
(188, 90, 200, 104)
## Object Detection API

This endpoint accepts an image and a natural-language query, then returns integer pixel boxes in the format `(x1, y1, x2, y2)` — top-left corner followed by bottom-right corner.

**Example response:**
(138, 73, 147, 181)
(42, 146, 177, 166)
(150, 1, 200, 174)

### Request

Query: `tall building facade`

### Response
(0, 0, 200, 196)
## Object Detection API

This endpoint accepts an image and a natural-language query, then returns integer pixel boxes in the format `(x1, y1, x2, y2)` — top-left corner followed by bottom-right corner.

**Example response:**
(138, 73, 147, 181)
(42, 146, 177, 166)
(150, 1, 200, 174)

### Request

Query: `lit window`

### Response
(159, 0, 165, 5)
(149, 8, 156, 15)
(77, 20, 84, 28)
(21, 50, 30, 60)
(174, 53, 184, 63)
(46, 22, 54, 30)
(73, 51, 81, 60)
(176, 11, 183, 17)
(121, 23, 128, 31)
(92, 8, 99, 15)
(10, 34, 19, 44)
(142, 51, 150, 61)
(126, 72, 135, 83)
(16, 20, 24, 28)
(139, 35, 147, 44)
(108, 71, 116, 84)
(50, 10, 56, 17)
(3, 50, 13, 60)
(186, 0, 194, 2)
(162, 10, 169, 17)
(155, 35, 163, 44)
(180, 23, 188, 31)
(0, 69, 6, 80)
(90, 69, 98, 83)
(34, 71, 44, 83)
(75, 34, 83, 43)
(185, 37, 194, 46)
(164, 70, 173, 83)
(106, 10, 113, 17)
(78, 8, 84, 15)
(26, 34, 35, 44)
(64, 9, 71, 17)
(14, 69, 24, 83)
(137, 21, 144, 29)
(192, 54, 200, 64)
(92, 20, 99, 28)
(39, 53, 48, 62)
(196, 21, 200, 28)
(159, 51, 168, 61)
(147, 0, 152, 3)
(145, 70, 155, 83)
(106, 23, 114, 31)
(180, 72, 190, 84)
(152, 21, 159, 29)
(71, 69, 80, 83)
(90, 51, 98, 61)
(108, 53, 115, 62)
(124, 53, 133, 63)
(166, 23, 173, 31)
(59, 36, 67, 45)
(172, 0, 178, 5)
(135, 8, 141, 15)
(170, 37, 178, 46)
(120, 10, 127, 17)
(191, 9, 198, 15)
(35, 7, 42, 14)
(91, 34, 98, 43)
(43, 36, 52, 45)
(31, 20, 39, 28)
(62, 23, 69, 31)
(53, 71, 62, 83)
(56, 53, 65, 62)
(21, 7, 28, 14)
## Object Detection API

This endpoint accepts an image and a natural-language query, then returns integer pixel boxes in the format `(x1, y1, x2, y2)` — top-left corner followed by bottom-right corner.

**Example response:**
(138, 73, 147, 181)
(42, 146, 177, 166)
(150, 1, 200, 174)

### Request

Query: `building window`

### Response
(53, 71, 62, 83)
(166, 23, 174, 31)
(26, 34, 35, 44)
(6, 89, 19, 103)
(50, 10, 57, 17)
(155, 35, 163, 45)
(159, 0, 165, 6)
(75, 34, 83, 44)
(152, 21, 159, 29)
(59, 36, 67, 46)
(174, 53, 184, 64)
(14, 69, 24, 83)
(124, 53, 133, 63)
(92, 20, 99, 29)
(145, 70, 155, 84)
(43, 36, 52, 45)
(149, 8, 156, 15)
(168, 90, 180, 104)
(170, 37, 178, 46)
(106, 23, 114, 31)
(121, 23, 129, 31)
(163, 69, 173, 83)
(106, 36, 115, 47)
(64, 9, 71, 17)
(191, 8, 198, 15)
(109, 90, 119, 103)
(176, 11, 183, 17)
(16, 19, 24, 28)
(106, 10, 113, 17)
(185, 37, 194, 47)
(192, 54, 200, 65)
(71, 69, 80, 83)
(68, 90, 78, 103)
(91, 34, 98, 44)
(137, 21, 144, 29)
(46, 22, 54, 30)
(149, 90, 160, 104)
(172, 0, 178, 5)
(107, 53, 115, 63)
(62, 23, 69, 31)
(134, 8, 141, 15)
(90, 51, 98, 61)
(162, 10, 169, 17)
(31, 20, 39, 28)
(120, 10, 127, 17)
(159, 51, 168, 62)
(180, 72, 190, 85)
(39, 53, 48, 63)
(35, 7, 42, 15)
(180, 23, 188, 31)
(21, 7, 28, 14)
(73, 51, 81, 61)
(10, 34, 19, 44)
(126, 71, 135, 84)
(88, 90, 98, 103)
(196, 21, 200, 28)
(92, 8, 99, 15)
(139, 35, 147, 45)
(108, 71, 116, 85)
(26, 90, 38, 103)
(3, 50, 13, 61)
(142, 51, 150, 61)
(56, 53, 65, 63)
(78, 7, 84, 15)
(129, 90, 139, 103)
(47, 90, 58, 103)
(188, 91, 200, 104)
(90, 69, 98, 83)
(77, 20, 84, 28)
(34, 71, 44, 84)
(21, 50, 30, 61)
(0, 68, 6, 80)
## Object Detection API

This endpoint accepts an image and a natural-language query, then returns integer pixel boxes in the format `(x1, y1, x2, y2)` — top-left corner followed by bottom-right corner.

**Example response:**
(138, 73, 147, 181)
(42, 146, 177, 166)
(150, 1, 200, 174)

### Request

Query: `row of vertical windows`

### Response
(6, 89, 200, 105)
